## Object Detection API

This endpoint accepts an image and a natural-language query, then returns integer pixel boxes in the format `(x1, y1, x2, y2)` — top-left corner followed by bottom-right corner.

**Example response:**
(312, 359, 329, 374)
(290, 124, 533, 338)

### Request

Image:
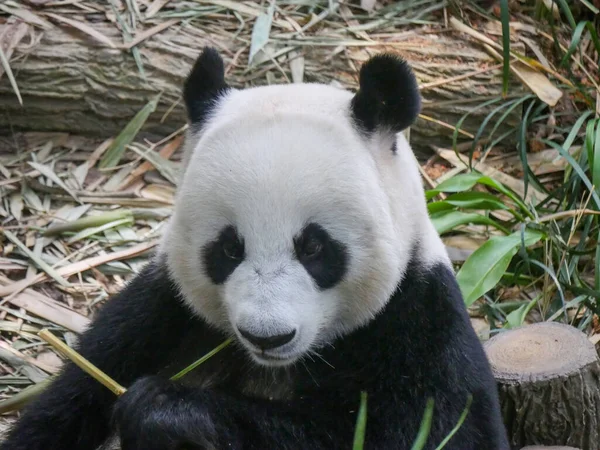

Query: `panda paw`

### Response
(112, 375, 217, 450)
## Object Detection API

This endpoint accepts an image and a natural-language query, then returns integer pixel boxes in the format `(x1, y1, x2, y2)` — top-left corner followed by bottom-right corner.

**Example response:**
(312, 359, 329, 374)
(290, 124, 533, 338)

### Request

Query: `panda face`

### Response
(161, 48, 440, 367)
(166, 108, 402, 366)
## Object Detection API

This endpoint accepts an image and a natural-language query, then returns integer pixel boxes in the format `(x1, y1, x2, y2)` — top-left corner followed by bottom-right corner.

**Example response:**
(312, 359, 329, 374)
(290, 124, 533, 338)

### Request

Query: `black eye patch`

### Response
(201, 225, 245, 284)
(294, 223, 348, 290)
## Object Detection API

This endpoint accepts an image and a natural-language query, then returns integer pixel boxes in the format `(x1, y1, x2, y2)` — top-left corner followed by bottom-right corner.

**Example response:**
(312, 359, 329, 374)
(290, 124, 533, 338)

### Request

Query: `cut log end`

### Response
(485, 322, 600, 450)
(485, 321, 598, 383)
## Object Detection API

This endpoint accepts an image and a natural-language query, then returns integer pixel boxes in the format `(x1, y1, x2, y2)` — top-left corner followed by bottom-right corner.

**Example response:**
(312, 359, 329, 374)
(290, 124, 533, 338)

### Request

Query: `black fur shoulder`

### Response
(0, 257, 226, 450)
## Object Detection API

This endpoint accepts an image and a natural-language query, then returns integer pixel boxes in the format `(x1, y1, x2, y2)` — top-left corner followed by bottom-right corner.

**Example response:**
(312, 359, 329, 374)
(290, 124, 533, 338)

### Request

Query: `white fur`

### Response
(159, 83, 450, 367)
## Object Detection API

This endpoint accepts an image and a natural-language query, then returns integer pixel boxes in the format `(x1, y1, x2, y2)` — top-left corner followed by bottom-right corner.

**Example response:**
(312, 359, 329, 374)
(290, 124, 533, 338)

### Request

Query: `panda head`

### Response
(162, 47, 448, 367)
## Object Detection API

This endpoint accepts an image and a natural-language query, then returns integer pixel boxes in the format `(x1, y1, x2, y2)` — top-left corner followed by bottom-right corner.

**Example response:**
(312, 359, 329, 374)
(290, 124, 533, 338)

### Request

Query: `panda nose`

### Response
(238, 328, 296, 350)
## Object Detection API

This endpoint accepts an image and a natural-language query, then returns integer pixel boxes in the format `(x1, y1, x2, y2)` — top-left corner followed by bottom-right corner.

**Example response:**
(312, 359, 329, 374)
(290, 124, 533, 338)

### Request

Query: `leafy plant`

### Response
(428, 0, 600, 331)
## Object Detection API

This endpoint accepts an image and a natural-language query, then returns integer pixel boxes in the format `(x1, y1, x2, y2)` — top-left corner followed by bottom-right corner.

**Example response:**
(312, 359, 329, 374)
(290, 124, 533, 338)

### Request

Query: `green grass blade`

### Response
(563, 110, 592, 154)
(580, 0, 599, 13)
(170, 338, 233, 381)
(518, 100, 538, 200)
(99, 94, 161, 169)
(584, 21, 600, 55)
(594, 119, 600, 194)
(528, 258, 567, 313)
(586, 119, 596, 168)
(468, 100, 514, 164)
(488, 95, 534, 148)
(452, 97, 503, 157)
(410, 398, 435, 450)
(499, 0, 510, 97)
(559, 21, 589, 67)
(596, 230, 600, 293)
(352, 391, 368, 450)
(554, 0, 577, 28)
(544, 140, 600, 210)
(456, 229, 544, 306)
(505, 297, 538, 329)
(434, 395, 473, 450)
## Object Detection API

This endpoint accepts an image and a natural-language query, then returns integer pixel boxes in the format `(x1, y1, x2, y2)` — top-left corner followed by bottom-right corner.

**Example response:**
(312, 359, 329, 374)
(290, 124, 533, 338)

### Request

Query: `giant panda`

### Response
(0, 47, 509, 450)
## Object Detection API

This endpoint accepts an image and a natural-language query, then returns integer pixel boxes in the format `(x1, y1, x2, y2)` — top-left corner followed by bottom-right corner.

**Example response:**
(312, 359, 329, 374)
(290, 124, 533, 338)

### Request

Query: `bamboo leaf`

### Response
(28, 162, 80, 203)
(128, 145, 178, 185)
(44, 210, 134, 236)
(430, 210, 510, 235)
(99, 94, 161, 169)
(0, 43, 22, 106)
(428, 192, 510, 213)
(67, 217, 134, 244)
(248, 2, 275, 66)
(456, 230, 544, 306)
(2, 230, 71, 288)
(0, 378, 53, 414)
(426, 173, 483, 199)
(426, 172, 529, 215)
(0, 5, 52, 29)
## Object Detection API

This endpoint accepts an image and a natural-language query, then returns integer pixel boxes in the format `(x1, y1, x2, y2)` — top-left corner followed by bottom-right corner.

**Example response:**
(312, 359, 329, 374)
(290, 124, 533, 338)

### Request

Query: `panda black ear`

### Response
(183, 47, 230, 126)
(350, 53, 421, 135)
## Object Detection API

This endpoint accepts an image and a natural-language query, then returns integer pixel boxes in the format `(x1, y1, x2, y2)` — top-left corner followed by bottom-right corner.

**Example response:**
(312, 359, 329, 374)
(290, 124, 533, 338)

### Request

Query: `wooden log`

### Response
(0, 20, 525, 158)
(485, 322, 600, 450)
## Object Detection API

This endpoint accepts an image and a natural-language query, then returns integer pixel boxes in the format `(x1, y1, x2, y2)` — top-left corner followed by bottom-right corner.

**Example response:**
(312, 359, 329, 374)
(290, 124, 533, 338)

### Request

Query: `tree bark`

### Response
(484, 322, 600, 450)
(0, 21, 525, 158)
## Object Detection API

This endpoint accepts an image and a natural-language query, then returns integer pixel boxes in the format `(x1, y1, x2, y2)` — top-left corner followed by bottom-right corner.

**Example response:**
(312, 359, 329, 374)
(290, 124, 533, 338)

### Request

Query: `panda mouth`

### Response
(250, 350, 299, 366)
(257, 352, 286, 361)
(253, 351, 288, 361)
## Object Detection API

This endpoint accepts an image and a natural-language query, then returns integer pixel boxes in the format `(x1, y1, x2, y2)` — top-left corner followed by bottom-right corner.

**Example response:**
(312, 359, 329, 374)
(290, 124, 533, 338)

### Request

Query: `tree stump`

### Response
(484, 322, 600, 450)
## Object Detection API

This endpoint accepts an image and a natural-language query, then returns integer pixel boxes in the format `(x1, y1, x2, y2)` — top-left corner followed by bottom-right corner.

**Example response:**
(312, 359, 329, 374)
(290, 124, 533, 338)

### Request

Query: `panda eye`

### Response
(223, 239, 244, 260)
(300, 237, 323, 259)
(220, 227, 244, 261)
